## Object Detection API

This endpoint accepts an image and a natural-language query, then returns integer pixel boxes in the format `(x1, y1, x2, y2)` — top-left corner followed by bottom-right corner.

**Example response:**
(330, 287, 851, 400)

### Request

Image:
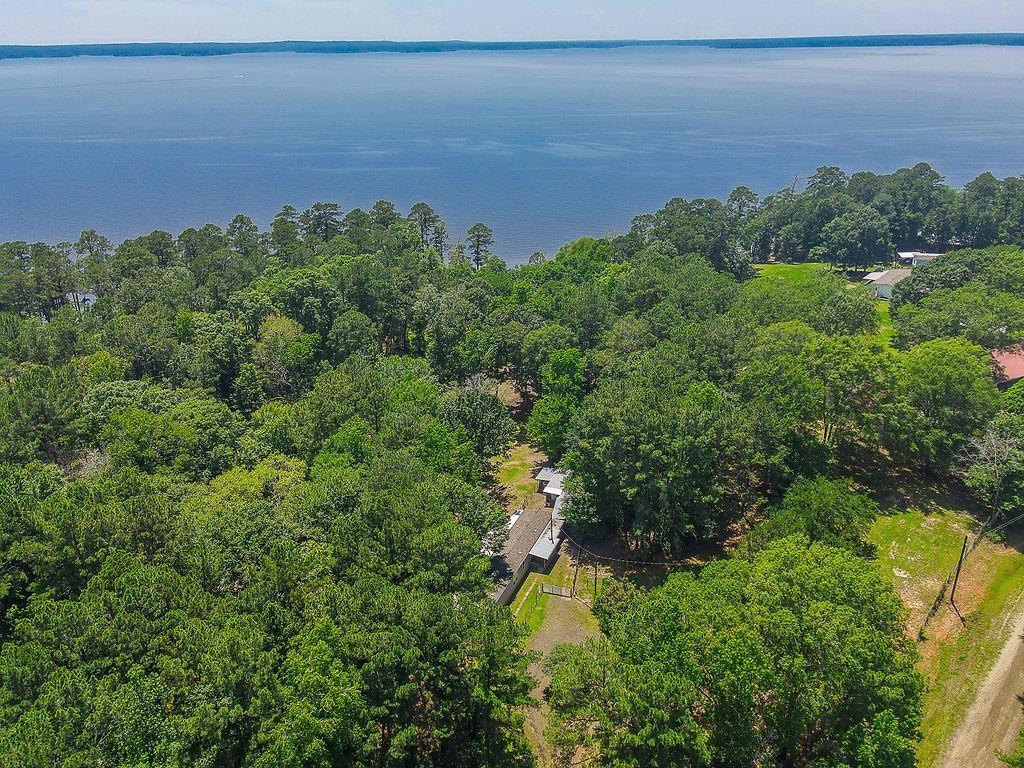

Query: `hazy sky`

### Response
(3, 0, 1023, 46)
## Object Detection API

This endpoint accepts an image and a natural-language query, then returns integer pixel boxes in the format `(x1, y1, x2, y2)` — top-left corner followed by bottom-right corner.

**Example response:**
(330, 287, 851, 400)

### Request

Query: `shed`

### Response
(911, 252, 943, 267)
(870, 269, 912, 300)
(896, 251, 944, 267)
(537, 466, 566, 505)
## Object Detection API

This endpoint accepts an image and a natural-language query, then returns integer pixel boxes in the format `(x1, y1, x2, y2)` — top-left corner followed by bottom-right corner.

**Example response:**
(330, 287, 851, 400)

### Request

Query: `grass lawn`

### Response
(753, 263, 896, 344)
(868, 506, 1024, 767)
(514, 548, 602, 767)
(875, 299, 894, 344)
(511, 551, 601, 638)
(753, 261, 828, 280)
(495, 443, 546, 512)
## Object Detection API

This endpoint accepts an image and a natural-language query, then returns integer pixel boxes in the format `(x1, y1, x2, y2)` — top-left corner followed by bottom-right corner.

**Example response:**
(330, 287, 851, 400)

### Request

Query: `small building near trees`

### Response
(864, 268, 912, 300)
(991, 345, 1024, 389)
(490, 466, 570, 605)
(897, 251, 944, 267)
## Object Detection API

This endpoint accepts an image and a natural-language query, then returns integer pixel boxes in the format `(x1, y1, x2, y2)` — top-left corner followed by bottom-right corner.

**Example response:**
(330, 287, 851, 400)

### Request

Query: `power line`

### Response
(561, 531, 699, 567)
(982, 509, 1024, 538)
(918, 507, 1024, 638)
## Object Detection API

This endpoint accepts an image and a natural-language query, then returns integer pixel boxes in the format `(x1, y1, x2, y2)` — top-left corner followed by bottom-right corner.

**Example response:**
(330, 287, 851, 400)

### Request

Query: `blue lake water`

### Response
(2, 46, 1024, 260)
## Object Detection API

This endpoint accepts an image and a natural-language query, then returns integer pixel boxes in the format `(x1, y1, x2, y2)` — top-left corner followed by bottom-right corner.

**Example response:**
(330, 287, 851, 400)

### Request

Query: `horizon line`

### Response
(2, 32, 1024, 59)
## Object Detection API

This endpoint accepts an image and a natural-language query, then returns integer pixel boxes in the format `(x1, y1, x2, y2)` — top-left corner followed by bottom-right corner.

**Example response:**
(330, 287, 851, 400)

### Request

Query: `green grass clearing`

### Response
(511, 551, 601, 640)
(868, 507, 971, 624)
(875, 300, 894, 344)
(496, 443, 545, 511)
(753, 262, 828, 280)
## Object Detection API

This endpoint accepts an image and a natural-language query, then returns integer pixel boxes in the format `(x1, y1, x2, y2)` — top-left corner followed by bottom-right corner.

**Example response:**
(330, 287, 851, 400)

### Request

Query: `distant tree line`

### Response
(621, 163, 1024, 274)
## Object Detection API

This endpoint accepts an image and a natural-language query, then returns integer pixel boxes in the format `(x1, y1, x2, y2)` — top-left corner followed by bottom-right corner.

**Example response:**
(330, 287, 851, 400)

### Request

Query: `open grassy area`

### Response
(513, 548, 602, 767)
(753, 263, 896, 344)
(875, 299, 894, 344)
(868, 506, 1024, 767)
(753, 261, 828, 280)
(511, 550, 601, 638)
(496, 443, 546, 512)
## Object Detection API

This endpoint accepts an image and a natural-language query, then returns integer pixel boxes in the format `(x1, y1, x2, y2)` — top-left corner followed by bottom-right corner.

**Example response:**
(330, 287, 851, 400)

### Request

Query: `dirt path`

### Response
(524, 594, 600, 767)
(941, 600, 1024, 768)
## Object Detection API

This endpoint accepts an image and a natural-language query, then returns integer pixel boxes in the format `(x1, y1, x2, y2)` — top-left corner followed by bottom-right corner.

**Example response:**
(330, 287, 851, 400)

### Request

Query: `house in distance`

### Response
(864, 268, 912, 299)
(991, 345, 1024, 389)
(897, 251, 945, 267)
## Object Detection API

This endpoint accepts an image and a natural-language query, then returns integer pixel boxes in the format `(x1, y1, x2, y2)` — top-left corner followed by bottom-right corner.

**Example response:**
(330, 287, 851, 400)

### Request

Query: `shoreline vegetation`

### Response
(3, 32, 1024, 60)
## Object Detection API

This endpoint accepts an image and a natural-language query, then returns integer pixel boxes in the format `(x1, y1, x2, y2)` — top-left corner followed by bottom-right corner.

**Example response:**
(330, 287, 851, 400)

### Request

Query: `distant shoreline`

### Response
(2, 33, 1024, 60)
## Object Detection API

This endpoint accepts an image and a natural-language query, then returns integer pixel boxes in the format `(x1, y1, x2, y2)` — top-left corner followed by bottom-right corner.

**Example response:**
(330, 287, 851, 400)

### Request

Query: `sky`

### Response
(2, 0, 1023, 46)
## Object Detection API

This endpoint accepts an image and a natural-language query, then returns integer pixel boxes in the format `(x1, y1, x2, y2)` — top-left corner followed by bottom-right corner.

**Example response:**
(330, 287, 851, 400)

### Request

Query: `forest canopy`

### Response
(1, 163, 1023, 766)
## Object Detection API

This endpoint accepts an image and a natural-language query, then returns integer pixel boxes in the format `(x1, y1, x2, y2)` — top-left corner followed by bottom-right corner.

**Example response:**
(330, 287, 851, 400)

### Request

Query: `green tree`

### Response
(232, 361, 266, 415)
(441, 377, 516, 458)
(409, 202, 442, 250)
(899, 337, 1001, 467)
(820, 205, 893, 271)
(466, 223, 494, 269)
(751, 476, 878, 552)
(527, 348, 586, 458)
(299, 201, 343, 244)
(963, 412, 1024, 523)
(253, 315, 321, 397)
(547, 537, 923, 768)
(328, 309, 378, 362)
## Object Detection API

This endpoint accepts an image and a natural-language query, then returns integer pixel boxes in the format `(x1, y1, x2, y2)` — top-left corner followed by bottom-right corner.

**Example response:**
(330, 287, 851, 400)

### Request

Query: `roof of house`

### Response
(529, 519, 563, 561)
(543, 479, 564, 496)
(552, 493, 566, 516)
(529, 496, 567, 562)
(897, 251, 943, 259)
(538, 466, 566, 494)
(912, 253, 942, 262)
(863, 271, 887, 282)
(991, 345, 1024, 386)
(873, 269, 912, 287)
(535, 466, 559, 483)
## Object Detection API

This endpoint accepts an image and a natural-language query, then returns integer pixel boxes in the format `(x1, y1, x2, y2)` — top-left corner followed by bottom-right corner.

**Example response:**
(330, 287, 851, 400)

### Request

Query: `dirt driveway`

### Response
(941, 602, 1024, 768)
(524, 594, 600, 767)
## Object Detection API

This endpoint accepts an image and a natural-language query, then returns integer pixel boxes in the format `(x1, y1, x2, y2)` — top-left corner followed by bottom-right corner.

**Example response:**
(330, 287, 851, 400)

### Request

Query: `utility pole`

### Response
(571, 539, 581, 598)
(950, 534, 969, 624)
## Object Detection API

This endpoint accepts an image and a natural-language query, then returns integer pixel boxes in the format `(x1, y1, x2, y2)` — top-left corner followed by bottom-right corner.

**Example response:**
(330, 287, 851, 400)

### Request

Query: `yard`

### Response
(495, 437, 1024, 768)
(868, 499, 1024, 767)
(495, 442, 548, 512)
(753, 261, 828, 280)
(510, 547, 602, 766)
(753, 261, 896, 343)
(876, 299, 894, 344)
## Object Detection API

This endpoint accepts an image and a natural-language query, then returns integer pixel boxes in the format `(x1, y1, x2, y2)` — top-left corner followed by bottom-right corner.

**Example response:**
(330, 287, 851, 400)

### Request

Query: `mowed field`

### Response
(753, 261, 829, 279)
